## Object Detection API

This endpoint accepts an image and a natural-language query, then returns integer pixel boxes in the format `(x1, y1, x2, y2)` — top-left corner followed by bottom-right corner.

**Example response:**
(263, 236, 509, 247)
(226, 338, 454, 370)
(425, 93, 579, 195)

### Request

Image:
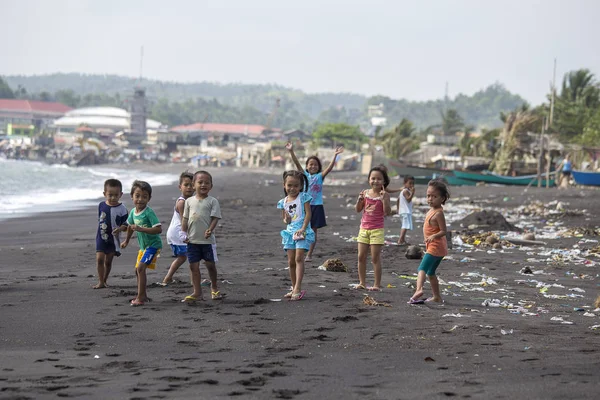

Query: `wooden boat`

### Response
(453, 170, 555, 186)
(571, 170, 600, 186)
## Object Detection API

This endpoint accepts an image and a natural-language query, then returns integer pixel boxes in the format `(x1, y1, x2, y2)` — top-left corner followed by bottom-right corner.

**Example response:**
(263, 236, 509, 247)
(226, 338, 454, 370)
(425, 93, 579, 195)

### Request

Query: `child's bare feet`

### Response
(425, 297, 443, 303)
(92, 283, 108, 289)
(130, 298, 145, 306)
(410, 290, 423, 301)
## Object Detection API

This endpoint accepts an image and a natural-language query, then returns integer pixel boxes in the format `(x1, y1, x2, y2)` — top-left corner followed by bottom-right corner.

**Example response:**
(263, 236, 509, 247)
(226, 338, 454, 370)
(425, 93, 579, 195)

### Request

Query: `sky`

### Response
(1, 0, 599, 105)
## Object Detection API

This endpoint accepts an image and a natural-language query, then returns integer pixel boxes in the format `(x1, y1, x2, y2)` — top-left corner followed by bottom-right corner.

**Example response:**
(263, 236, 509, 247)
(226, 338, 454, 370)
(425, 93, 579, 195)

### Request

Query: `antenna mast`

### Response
(139, 46, 144, 81)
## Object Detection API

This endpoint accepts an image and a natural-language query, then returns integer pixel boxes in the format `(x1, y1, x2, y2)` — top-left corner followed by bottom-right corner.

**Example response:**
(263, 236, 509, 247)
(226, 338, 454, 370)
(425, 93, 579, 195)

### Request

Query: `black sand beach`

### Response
(1, 167, 599, 399)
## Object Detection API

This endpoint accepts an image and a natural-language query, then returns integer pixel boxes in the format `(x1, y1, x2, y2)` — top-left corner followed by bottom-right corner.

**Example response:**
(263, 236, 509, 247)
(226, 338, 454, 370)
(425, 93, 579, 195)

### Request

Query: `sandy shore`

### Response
(1, 167, 599, 399)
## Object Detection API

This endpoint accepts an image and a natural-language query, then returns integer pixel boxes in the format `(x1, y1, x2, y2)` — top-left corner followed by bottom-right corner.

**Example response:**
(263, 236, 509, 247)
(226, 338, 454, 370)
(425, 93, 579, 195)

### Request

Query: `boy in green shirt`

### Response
(122, 180, 162, 306)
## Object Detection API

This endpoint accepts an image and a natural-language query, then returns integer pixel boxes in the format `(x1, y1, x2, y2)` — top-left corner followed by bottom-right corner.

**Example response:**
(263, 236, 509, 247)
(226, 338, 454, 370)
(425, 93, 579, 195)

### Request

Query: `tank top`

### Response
(423, 208, 447, 257)
(360, 194, 385, 230)
(166, 196, 186, 245)
(399, 188, 413, 214)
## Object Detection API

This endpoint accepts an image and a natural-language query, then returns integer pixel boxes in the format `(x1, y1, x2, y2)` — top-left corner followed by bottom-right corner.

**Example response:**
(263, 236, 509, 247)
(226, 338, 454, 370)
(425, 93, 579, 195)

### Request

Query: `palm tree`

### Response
(553, 69, 600, 139)
(560, 69, 599, 107)
(490, 106, 542, 175)
(381, 119, 419, 160)
(441, 109, 465, 136)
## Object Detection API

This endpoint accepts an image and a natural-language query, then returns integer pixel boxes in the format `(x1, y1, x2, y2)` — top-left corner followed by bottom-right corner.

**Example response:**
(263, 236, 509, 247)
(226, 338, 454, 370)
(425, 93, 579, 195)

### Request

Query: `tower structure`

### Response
(128, 87, 147, 147)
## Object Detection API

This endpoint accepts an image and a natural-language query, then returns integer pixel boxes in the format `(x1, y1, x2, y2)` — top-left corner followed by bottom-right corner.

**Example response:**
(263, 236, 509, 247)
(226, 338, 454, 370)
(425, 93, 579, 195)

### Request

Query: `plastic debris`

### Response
(442, 313, 469, 318)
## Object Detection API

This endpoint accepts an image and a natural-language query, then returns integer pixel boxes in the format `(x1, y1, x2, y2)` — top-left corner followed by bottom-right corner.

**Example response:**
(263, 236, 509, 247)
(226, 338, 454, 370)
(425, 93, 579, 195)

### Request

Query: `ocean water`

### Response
(0, 159, 177, 220)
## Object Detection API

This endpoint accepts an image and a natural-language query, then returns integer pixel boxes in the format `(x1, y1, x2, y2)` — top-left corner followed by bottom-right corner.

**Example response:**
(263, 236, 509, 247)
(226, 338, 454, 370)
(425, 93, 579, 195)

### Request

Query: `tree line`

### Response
(3, 73, 526, 130)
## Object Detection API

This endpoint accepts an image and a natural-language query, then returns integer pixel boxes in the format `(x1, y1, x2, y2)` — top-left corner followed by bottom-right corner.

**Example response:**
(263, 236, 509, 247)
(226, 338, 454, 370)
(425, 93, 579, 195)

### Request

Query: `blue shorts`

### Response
(417, 253, 444, 276)
(136, 247, 160, 270)
(310, 205, 327, 229)
(170, 244, 188, 257)
(281, 228, 315, 251)
(187, 243, 218, 264)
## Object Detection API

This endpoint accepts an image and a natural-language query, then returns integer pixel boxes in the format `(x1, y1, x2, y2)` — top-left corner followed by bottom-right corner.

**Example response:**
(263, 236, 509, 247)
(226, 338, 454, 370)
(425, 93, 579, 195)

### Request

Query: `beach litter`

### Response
(317, 258, 348, 272)
(442, 313, 469, 318)
(362, 294, 391, 307)
(550, 316, 574, 324)
(500, 329, 514, 335)
(405, 245, 423, 259)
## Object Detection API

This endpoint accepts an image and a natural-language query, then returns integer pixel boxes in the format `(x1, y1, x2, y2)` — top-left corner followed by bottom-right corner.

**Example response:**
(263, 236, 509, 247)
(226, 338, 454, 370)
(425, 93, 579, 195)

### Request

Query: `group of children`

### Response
(94, 144, 451, 306)
(95, 170, 223, 306)
(278, 144, 450, 303)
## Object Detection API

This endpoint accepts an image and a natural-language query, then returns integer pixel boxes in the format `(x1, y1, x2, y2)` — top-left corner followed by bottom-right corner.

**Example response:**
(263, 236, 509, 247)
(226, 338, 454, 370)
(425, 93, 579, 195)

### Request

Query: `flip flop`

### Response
(284, 291, 293, 298)
(182, 295, 201, 303)
(201, 279, 211, 287)
(351, 284, 366, 290)
(290, 290, 306, 301)
(408, 298, 425, 305)
(130, 299, 145, 306)
(211, 291, 226, 300)
(367, 286, 382, 292)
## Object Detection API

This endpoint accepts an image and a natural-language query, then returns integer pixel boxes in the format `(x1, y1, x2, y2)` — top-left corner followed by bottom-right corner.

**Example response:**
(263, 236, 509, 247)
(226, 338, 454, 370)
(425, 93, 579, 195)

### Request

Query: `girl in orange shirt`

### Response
(408, 179, 450, 304)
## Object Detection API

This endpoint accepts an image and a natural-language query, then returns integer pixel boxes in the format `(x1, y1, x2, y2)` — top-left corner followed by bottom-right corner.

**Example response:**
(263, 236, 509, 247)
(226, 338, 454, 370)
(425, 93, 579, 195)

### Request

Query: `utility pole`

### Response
(547, 58, 557, 130)
(139, 46, 144, 81)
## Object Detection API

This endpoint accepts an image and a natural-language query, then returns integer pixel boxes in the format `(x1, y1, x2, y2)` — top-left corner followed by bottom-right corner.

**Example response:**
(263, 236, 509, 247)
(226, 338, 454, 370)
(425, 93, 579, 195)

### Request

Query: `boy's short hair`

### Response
(130, 180, 152, 197)
(179, 171, 194, 184)
(104, 179, 123, 192)
(403, 175, 415, 184)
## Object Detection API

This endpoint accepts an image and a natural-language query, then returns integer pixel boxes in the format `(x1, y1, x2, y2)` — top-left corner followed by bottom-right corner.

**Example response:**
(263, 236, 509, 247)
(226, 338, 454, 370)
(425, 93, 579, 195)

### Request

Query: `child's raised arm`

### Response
(380, 188, 392, 216)
(285, 142, 304, 172)
(322, 146, 344, 179)
(404, 187, 415, 202)
(355, 190, 366, 213)
(282, 209, 291, 224)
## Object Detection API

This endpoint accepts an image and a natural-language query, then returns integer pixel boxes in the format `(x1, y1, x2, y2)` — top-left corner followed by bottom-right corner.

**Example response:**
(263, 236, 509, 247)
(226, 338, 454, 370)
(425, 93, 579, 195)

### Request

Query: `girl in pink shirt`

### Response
(353, 166, 392, 291)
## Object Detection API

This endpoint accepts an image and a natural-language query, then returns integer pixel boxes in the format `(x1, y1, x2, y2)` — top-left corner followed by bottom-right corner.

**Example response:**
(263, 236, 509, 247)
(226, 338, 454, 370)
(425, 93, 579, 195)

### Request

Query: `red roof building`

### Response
(0, 99, 72, 134)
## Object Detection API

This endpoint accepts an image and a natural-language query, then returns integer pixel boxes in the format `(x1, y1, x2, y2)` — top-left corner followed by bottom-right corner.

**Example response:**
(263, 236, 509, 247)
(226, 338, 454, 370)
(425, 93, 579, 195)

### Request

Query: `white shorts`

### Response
(400, 213, 413, 230)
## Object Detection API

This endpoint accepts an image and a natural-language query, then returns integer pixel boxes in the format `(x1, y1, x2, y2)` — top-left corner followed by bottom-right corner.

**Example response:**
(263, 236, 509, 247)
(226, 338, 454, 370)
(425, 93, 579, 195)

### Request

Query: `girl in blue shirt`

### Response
(286, 142, 344, 262)
(277, 170, 315, 301)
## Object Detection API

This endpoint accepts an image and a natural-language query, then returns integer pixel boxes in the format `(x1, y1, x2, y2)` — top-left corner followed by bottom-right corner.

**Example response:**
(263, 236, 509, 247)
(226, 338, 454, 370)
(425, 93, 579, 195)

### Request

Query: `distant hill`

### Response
(3, 73, 527, 130)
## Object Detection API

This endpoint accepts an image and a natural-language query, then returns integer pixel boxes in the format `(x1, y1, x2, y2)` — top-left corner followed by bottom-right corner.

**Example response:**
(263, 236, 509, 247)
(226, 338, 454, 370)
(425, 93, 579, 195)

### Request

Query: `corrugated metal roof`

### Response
(0, 99, 72, 114)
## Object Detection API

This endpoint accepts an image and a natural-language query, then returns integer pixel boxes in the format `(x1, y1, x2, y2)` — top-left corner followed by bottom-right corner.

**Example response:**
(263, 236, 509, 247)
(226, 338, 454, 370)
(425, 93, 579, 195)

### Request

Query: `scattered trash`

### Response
(317, 258, 348, 272)
(442, 313, 469, 318)
(94, 355, 100, 359)
(424, 357, 435, 362)
(363, 294, 391, 307)
(405, 245, 423, 259)
(550, 316, 574, 324)
(501, 329, 514, 335)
